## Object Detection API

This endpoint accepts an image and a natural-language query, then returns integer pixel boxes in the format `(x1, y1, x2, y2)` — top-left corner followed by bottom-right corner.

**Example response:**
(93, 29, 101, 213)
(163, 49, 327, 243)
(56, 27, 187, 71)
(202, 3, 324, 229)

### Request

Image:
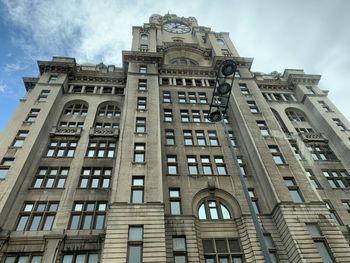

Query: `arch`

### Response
(192, 188, 242, 220)
(285, 107, 308, 122)
(217, 39, 225, 45)
(61, 100, 89, 117)
(170, 57, 199, 66)
(93, 101, 122, 129)
(164, 48, 208, 67)
(140, 33, 149, 41)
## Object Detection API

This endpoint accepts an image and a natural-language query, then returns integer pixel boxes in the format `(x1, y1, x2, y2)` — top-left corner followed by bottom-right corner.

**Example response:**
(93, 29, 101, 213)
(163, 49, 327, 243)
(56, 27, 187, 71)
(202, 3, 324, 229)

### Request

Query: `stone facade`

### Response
(0, 14, 350, 262)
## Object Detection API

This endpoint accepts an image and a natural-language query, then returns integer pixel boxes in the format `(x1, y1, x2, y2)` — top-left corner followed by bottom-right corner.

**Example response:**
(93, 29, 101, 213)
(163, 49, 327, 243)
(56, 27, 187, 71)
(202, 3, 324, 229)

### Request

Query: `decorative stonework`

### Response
(89, 128, 119, 138)
(50, 127, 82, 137)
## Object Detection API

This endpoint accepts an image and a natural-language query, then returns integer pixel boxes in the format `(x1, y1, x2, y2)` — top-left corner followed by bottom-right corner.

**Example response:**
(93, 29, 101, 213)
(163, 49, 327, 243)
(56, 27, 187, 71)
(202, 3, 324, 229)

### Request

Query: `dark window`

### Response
(137, 97, 147, 110)
(324, 200, 342, 226)
(178, 92, 187, 103)
(286, 110, 306, 122)
(341, 200, 350, 213)
(203, 239, 243, 263)
(69, 201, 107, 230)
(264, 234, 279, 263)
(257, 120, 270, 136)
(318, 101, 331, 112)
(307, 143, 337, 161)
(208, 131, 219, 146)
(284, 178, 303, 203)
(239, 84, 249, 95)
(16, 201, 58, 231)
(48, 75, 58, 83)
(247, 101, 259, 113)
(322, 170, 348, 189)
(180, 110, 190, 122)
(79, 167, 112, 189)
(163, 90, 171, 102)
(268, 145, 285, 164)
(188, 92, 197, 103)
(167, 155, 178, 175)
(306, 170, 320, 189)
(199, 92, 208, 103)
(306, 224, 335, 262)
(165, 130, 175, 145)
(164, 109, 173, 122)
(32, 167, 69, 189)
(86, 140, 116, 158)
(98, 104, 121, 117)
(4, 254, 43, 263)
(187, 156, 198, 175)
(173, 236, 187, 262)
(139, 65, 147, 73)
(290, 142, 303, 160)
(62, 252, 99, 263)
(135, 117, 146, 133)
(64, 104, 88, 116)
(183, 130, 193, 145)
(201, 156, 213, 175)
(248, 189, 260, 214)
(138, 79, 147, 91)
(131, 177, 144, 204)
(192, 110, 201, 122)
(215, 156, 227, 175)
(37, 90, 50, 102)
(333, 118, 347, 131)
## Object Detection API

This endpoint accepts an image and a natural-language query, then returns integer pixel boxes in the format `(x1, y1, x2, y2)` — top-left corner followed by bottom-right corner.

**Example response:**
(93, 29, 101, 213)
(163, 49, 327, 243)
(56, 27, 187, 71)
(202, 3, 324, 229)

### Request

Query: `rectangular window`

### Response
(134, 143, 145, 163)
(86, 140, 116, 158)
(237, 156, 246, 176)
(341, 200, 350, 213)
(131, 176, 144, 204)
(173, 236, 187, 262)
(0, 158, 14, 166)
(128, 226, 143, 263)
(306, 224, 334, 262)
(135, 117, 146, 133)
(62, 252, 99, 263)
(306, 170, 320, 189)
(307, 143, 337, 161)
(188, 92, 197, 103)
(324, 200, 342, 225)
(138, 79, 147, 91)
(16, 201, 58, 231)
(215, 156, 227, 175)
(178, 92, 187, 103)
(196, 130, 206, 146)
(183, 130, 193, 146)
(32, 167, 69, 189)
(192, 110, 201, 122)
(167, 155, 178, 175)
(318, 101, 331, 112)
(79, 167, 112, 189)
(247, 101, 259, 113)
(199, 92, 208, 104)
(201, 156, 213, 175)
(180, 110, 190, 122)
(290, 142, 303, 160)
(137, 97, 147, 110)
(139, 65, 147, 73)
(269, 145, 285, 164)
(203, 239, 243, 263)
(164, 109, 173, 122)
(163, 90, 171, 102)
(284, 178, 304, 203)
(4, 254, 43, 263)
(256, 120, 270, 136)
(12, 130, 29, 147)
(169, 189, 182, 215)
(187, 156, 198, 175)
(37, 90, 50, 102)
(208, 131, 219, 146)
(306, 86, 316, 94)
(248, 189, 260, 214)
(48, 75, 58, 83)
(228, 131, 237, 147)
(26, 109, 40, 123)
(239, 84, 250, 95)
(264, 234, 279, 263)
(333, 118, 347, 131)
(0, 167, 9, 180)
(165, 129, 175, 145)
(46, 139, 78, 157)
(322, 170, 348, 189)
(69, 201, 107, 230)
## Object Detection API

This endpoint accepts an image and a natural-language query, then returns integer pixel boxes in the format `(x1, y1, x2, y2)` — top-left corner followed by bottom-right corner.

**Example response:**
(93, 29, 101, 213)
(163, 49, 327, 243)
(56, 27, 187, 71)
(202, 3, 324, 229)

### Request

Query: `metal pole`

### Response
(217, 108, 273, 263)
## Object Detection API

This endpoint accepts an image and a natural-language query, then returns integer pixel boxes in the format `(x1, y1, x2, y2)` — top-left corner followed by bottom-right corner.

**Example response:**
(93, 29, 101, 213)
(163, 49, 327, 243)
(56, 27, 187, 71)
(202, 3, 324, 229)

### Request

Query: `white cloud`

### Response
(0, 82, 6, 93)
(4, 63, 25, 72)
(1, 0, 350, 120)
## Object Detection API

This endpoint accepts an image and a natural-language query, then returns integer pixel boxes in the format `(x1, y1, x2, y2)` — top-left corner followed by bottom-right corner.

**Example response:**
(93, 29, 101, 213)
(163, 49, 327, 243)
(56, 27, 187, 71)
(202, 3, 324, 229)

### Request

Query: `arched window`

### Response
(285, 108, 307, 122)
(198, 199, 232, 220)
(170, 57, 198, 66)
(140, 33, 148, 41)
(94, 102, 121, 129)
(271, 108, 288, 133)
(64, 103, 88, 116)
(217, 39, 225, 45)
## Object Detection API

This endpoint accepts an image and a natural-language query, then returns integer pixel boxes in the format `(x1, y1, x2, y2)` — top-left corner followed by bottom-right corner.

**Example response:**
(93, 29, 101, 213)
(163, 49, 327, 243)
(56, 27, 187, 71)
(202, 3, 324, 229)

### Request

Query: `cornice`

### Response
(158, 42, 212, 58)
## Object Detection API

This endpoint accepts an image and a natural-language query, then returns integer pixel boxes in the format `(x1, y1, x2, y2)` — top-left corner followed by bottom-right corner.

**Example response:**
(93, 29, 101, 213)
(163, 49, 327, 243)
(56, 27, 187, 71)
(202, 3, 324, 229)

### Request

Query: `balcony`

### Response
(299, 132, 328, 142)
(50, 127, 82, 137)
(89, 127, 119, 138)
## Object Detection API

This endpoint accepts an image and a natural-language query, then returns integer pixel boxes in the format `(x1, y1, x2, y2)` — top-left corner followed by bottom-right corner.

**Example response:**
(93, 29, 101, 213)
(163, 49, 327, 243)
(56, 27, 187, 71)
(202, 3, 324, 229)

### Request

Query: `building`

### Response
(0, 13, 350, 263)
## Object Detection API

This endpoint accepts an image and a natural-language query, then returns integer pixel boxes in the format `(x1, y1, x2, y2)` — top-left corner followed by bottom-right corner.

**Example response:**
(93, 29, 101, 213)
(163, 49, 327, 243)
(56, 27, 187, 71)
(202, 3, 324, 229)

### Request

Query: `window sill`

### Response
(132, 162, 146, 165)
(166, 174, 180, 176)
(28, 187, 65, 190)
(135, 132, 147, 135)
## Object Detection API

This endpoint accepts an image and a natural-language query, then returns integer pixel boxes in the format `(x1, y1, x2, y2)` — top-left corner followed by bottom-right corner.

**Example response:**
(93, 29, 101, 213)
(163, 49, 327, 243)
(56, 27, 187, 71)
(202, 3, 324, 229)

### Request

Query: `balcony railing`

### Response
(89, 127, 119, 138)
(299, 132, 327, 142)
(50, 127, 82, 137)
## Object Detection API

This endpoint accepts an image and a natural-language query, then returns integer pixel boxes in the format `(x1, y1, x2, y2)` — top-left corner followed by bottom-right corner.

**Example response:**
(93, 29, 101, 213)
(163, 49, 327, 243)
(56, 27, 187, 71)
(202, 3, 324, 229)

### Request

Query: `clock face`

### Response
(163, 21, 191, 34)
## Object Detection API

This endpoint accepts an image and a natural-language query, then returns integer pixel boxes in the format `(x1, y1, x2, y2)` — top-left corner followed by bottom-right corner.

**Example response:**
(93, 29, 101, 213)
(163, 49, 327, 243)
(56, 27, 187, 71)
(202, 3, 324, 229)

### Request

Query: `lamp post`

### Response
(207, 60, 273, 263)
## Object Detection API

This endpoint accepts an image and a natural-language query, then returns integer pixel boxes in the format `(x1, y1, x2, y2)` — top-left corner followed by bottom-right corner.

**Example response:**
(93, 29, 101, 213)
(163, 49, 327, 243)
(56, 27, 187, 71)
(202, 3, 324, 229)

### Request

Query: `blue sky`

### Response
(1, 0, 350, 132)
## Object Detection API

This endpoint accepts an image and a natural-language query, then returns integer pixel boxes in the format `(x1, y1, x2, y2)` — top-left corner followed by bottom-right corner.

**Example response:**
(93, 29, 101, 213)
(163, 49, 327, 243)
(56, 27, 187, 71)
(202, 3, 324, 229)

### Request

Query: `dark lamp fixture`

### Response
(221, 60, 237, 76)
(207, 111, 223, 122)
(215, 82, 231, 95)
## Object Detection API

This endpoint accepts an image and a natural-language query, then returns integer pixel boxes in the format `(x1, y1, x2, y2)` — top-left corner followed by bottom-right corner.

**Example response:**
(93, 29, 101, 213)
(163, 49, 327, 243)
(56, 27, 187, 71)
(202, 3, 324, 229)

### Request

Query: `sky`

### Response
(0, 0, 349, 132)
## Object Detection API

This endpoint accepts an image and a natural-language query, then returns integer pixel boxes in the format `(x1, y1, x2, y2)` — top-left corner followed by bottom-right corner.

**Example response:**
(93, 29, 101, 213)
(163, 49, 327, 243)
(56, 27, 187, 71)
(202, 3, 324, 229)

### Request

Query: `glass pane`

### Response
(129, 227, 143, 241)
(219, 257, 228, 263)
(128, 246, 141, 263)
(173, 237, 186, 251)
(198, 204, 206, 219)
(43, 215, 54, 230)
(315, 241, 333, 263)
(24, 204, 34, 212)
(31, 256, 42, 263)
(132, 190, 143, 203)
(133, 178, 144, 186)
(76, 254, 86, 263)
(36, 204, 46, 212)
(307, 224, 321, 237)
(95, 215, 105, 229)
(30, 215, 42, 231)
(17, 256, 29, 263)
(221, 204, 231, 219)
(102, 178, 110, 188)
(170, 202, 181, 215)
(80, 178, 88, 188)
(169, 190, 179, 198)
(57, 178, 66, 188)
(82, 215, 92, 229)
(98, 203, 107, 211)
(91, 179, 99, 188)
(16, 216, 29, 231)
(86, 203, 95, 211)
(174, 256, 186, 263)
(205, 258, 215, 263)
(88, 254, 99, 263)
(70, 215, 80, 229)
(4, 257, 16, 263)
(290, 190, 303, 203)
(229, 239, 241, 252)
(232, 257, 243, 263)
(49, 203, 58, 211)
(45, 178, 54, 188)
(216, 240, 228, 253)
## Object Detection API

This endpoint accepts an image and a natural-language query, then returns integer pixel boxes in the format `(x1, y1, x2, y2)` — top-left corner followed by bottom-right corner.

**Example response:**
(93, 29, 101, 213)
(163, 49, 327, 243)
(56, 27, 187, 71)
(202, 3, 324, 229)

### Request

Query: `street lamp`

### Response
(207, 59, 273, 263)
